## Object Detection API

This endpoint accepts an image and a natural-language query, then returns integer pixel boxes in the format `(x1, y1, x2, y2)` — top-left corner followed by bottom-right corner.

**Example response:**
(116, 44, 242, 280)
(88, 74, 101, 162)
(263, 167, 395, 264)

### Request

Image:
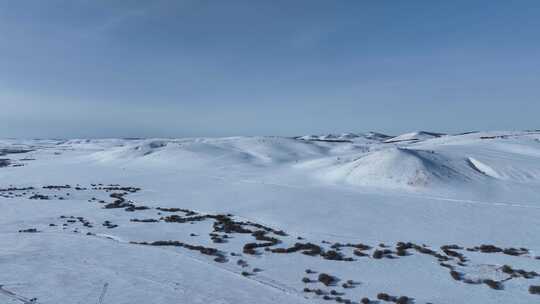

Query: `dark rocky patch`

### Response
(95, 186, 141, 193)
(483, 279, 503, 290)
(0, 159, 10, 167)
(43, 185, 71, 190)
(102, 220, 118, 229)
(103, 192, 133, 209)
(271, 242, 323, 256)
(450, 270, 462, 281)
(157, 207, 197, 216)
(396, 296, 411, 304)
(377, 293, 396, 302)
(18, 228, 40, 233)
(318, 273, 337, 286)
(236, 259, 248, 267)
(372, 249, 393, 259)
(130, 218, 159, 223)
(29, 194, 50, 200)
(124, 205, 150, 212)
(132, 240, 226, 261)
(502, 247, 528, 256)
(0, 186, 34, 192)
(500, 265, 538, 279)
(162, 214, 212, 223)
(529, 285, 540, 295)
(302, 277, 313, 283)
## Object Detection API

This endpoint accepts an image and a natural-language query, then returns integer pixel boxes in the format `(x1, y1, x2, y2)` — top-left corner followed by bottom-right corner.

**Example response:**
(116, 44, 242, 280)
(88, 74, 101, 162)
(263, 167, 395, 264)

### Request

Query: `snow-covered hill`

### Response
(383, 131, 445, 143)
(321, 147, 474, 189)
(1, 130, 540, 303)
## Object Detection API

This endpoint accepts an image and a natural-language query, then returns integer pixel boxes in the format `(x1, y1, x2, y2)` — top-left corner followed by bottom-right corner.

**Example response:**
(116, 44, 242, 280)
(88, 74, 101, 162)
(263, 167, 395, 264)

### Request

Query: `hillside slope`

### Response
(1, 130, 540, 304)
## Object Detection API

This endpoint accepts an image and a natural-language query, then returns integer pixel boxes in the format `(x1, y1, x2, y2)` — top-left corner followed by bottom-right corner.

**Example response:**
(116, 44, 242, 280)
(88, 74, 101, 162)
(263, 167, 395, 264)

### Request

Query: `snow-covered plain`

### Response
(1, 131, 540, 304)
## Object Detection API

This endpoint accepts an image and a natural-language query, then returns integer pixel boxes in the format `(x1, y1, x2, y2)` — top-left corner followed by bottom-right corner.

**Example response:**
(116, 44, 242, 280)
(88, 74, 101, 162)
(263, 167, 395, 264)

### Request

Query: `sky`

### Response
(1, 0, 539, 138)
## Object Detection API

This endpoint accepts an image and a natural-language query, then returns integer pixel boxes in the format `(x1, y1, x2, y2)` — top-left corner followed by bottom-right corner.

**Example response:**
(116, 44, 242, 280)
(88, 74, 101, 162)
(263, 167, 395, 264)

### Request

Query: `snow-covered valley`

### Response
(1, 131, 540, 304)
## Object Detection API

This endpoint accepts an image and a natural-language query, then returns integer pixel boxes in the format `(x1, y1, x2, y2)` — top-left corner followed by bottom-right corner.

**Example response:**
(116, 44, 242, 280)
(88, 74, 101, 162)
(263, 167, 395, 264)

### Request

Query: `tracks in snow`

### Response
(0, 285, 37, 304)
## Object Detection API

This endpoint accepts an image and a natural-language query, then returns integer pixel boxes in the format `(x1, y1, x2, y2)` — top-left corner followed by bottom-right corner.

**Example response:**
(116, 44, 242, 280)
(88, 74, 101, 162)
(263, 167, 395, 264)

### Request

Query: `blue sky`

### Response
(1, 1, 539, 138)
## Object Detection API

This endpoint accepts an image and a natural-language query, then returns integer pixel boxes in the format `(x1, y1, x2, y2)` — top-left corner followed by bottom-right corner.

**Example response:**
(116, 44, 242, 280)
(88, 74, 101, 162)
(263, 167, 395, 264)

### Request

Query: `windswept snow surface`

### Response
(1, 131, 540, 303)
(468, 157, 502, 179)
(384, 131, 445, 143)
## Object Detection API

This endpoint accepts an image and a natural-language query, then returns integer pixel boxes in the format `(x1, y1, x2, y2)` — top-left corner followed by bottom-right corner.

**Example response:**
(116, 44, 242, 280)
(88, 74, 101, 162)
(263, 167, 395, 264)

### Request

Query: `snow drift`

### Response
(384, 131, 445, 143)
(321, 148, 472, 189)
